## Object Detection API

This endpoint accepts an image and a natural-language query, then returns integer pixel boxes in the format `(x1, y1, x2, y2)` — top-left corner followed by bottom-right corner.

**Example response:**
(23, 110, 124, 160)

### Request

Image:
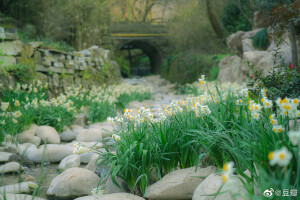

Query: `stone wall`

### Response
(0, 37, 121, 94)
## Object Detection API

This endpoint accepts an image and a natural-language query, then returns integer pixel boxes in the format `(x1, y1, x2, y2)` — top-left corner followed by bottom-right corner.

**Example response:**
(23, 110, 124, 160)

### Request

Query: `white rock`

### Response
(218, 55, 246, 84)
(0, 152, 12, 162)
(145, 166, 216, 200)
(0, 182, 37, 194)
(80, 152, 98, 164)
(19, 143, 37, 156)
(60, 130, 79, 142)
(58, 154, 80, 171)
(27, 144, 73, 163)
(35, 126, 60, 144)
(226, 31, 245, 57)
(76, 128, 103, 142)
(0, 162, 24, 174)
(74, 193, 145, 200)
(86, 154, 100, 172)
(47, 167, 100, 198)
(242, 51, 274, 76)
(192, 173, 249, 200)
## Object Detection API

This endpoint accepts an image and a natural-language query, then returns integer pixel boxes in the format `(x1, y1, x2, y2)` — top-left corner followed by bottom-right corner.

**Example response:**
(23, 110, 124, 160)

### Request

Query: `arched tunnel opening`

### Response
(118, 40, 163, 77)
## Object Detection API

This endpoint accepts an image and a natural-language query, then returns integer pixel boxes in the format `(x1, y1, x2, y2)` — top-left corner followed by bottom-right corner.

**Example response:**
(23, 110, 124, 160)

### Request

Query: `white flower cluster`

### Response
(276, 97, 300, 118)
(73, 143, 91, 154)
(164, 101, 183, 116)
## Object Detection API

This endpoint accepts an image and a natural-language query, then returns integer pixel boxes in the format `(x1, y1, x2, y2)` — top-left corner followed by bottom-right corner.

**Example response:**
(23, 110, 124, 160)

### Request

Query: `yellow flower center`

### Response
(279, 153, 285, 160)
(283, 105, 291, 110)
(268, 152, 274, 160)
(273, 128, 276, 132)
(222, 174, 227, 182)
(279, 100, 283, 104)
(254, 106, 259, 110)
(266, 102, 269, 106)
(283, 98, 287, 103)
(223, 164, 228, 171)
(278, 128, 282, 133)
(269, 115, 273, 120)
(293, 99, 298, 104)
(270, 120, 275, 124)
(261, 98, 264, 102)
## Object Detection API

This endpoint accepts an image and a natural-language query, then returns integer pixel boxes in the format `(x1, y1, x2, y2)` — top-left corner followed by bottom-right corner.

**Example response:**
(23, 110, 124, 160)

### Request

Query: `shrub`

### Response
(252, 28, 269, 50)
(247, 62, 300, 101)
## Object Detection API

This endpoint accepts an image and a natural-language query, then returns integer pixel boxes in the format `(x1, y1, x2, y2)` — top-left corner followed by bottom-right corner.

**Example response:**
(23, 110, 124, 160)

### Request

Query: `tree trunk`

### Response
(289, 19, 299, 73)
(205, 0, 225, 41)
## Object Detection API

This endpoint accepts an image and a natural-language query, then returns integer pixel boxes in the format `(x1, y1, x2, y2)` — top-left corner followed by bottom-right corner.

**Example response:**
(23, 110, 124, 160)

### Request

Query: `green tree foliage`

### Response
(0, 0, 111, 50)
(221, 0, 252, 34)
(168, 0, 225, 52)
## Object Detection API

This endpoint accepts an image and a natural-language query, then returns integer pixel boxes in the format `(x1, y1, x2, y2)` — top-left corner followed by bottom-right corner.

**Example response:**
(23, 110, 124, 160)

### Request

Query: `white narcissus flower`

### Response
(112, 134, 120, 141)
(263, 99, 273, 109)
(268, 146, 292, 167)
(288, 130, 300, 146)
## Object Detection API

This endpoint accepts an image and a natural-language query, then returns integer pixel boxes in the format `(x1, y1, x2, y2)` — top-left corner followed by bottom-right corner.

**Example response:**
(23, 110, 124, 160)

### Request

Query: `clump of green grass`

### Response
(252, 28, 269, 50)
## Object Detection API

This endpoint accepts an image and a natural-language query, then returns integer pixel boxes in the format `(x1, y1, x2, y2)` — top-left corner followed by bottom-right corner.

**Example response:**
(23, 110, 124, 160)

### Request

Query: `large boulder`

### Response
(74, 193, 145, 200)
(226, 31, 245, 57)
(47, 167, 100, 199)
(192, 173, 249, 200)
(0, 182, 37, 194)
(76, 128, 103, 142)
(242, 51, 274, 76)
(58, 154, 80, 171)
(218, 56, 247, 84)
(145, 166, 216, 200)
(0, 162, 24, 174)
(27, 144, 73, 163)
(35, 126, 60, 144)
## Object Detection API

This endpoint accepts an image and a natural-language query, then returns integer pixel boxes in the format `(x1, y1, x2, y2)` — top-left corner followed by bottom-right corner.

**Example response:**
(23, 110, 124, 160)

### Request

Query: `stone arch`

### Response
(117, 40, 163, 73)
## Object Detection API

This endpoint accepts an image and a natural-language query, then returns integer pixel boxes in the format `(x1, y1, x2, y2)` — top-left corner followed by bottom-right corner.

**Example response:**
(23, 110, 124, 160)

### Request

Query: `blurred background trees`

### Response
(0, 0, 299, 79)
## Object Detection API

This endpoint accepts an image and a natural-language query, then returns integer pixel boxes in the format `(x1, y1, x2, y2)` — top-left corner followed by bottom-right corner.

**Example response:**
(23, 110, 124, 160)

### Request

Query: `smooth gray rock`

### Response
(47, 167, 100, 198)
(0, 162, 24, 174)
(0, 182, 37, 194)
(145, 166, 216, 200)
(58, 154, 80, 171)
(35, 126, 60, 144)
(27, 144, 73, 163)
(0, 152, 12, 162)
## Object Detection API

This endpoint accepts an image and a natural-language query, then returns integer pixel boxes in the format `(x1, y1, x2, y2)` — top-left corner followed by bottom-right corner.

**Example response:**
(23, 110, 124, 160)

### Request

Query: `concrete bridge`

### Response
(109, 22, 168, 73)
